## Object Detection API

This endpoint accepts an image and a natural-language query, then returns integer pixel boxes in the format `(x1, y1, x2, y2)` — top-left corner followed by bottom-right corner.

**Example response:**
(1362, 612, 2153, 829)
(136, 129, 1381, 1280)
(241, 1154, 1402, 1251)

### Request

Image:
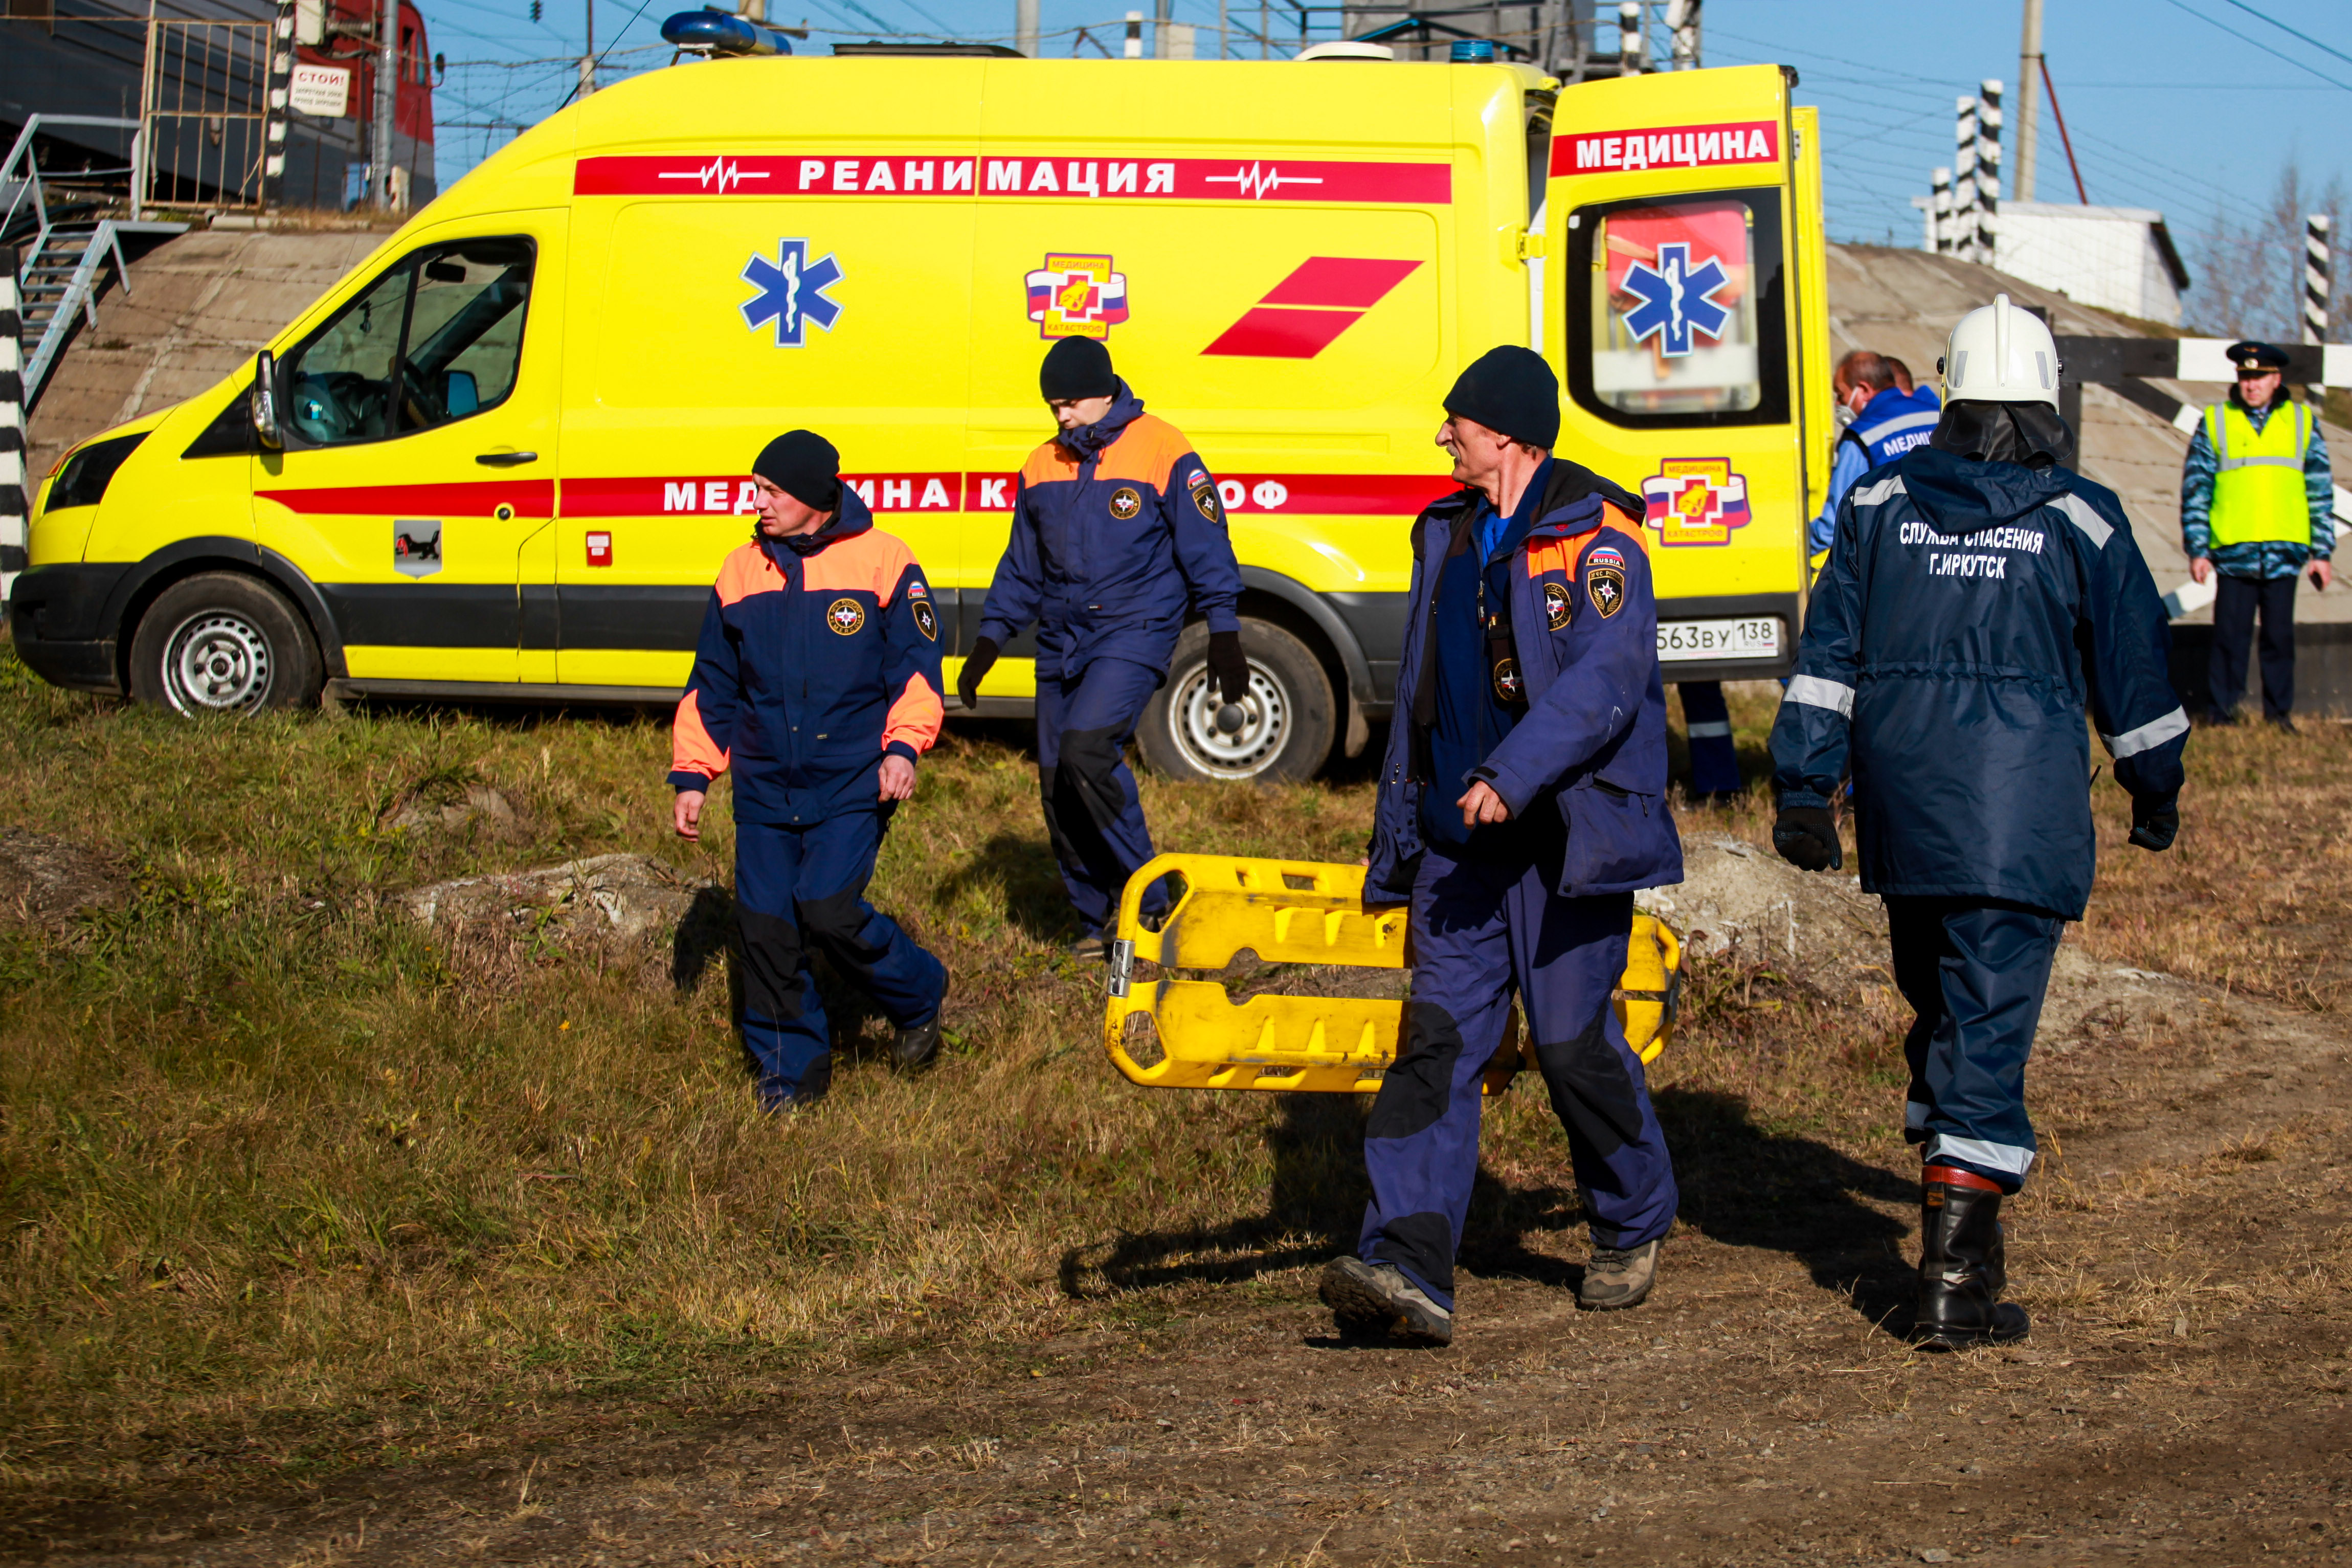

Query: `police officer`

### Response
(1771, 296, 2186, 1349)
(957, 338, 1247, 952)
(671, 431, 950, 1109)
(1321, 347, 1683, 1348)
(2183, 340, 2335, 728)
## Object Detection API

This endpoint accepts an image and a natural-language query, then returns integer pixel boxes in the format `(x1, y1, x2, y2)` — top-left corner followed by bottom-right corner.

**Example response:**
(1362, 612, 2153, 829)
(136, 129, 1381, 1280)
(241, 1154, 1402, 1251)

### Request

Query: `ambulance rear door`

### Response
(1545, 63, 1809, 683)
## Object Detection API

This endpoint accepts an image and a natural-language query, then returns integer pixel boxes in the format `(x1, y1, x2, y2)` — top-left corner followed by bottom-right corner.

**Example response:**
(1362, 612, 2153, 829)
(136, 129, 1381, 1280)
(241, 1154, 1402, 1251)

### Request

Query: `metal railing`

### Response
(137, 18, 273, 213)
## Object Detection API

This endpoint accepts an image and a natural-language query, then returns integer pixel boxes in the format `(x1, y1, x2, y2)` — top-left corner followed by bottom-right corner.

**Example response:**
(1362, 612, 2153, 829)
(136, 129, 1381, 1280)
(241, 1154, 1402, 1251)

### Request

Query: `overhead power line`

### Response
(2212, 0, 2352, 73)
(2152, 0, 2352, 93)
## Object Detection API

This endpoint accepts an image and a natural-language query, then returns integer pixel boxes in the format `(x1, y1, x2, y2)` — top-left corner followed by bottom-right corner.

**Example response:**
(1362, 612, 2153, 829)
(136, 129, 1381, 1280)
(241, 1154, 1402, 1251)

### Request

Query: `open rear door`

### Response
(1543, 62, 1809, 684)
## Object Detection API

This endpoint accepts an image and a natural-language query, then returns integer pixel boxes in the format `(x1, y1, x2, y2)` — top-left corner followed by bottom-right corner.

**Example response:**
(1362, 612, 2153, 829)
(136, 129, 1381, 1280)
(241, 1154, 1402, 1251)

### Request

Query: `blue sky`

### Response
(417, 0, 2352, 323)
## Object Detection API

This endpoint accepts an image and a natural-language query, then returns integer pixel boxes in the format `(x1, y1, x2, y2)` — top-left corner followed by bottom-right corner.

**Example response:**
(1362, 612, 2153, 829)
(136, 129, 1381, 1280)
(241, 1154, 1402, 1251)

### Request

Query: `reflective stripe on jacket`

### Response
(1770, 449, 2186, 920)
(976, 383, 1242, 680)
(1367, 461, 1682, 902)
(1844, 385, 1943, 467)
(669, 487, 945, 824)
(2206, 400, 2312, 547)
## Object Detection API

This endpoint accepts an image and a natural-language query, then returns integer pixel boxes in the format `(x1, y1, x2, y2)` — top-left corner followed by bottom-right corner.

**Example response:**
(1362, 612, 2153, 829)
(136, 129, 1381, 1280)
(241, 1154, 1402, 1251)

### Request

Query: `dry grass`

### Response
(1, 665, 2338, 1498)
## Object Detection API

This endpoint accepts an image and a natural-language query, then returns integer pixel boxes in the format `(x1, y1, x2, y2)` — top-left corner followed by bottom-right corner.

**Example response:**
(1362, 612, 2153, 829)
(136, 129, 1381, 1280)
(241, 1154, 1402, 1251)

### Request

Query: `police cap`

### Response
(2226, 340, 2291, 373)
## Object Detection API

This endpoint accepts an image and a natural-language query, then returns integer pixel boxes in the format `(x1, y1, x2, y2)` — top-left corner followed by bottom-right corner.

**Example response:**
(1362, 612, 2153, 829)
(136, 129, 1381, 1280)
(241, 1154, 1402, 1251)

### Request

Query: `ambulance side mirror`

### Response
(251, 351, 284, 451)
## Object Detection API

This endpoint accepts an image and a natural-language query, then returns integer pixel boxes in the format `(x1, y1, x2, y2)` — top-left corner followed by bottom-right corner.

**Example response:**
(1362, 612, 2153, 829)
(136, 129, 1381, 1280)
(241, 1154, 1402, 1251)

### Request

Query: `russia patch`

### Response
(1585, 546, 1626, 570)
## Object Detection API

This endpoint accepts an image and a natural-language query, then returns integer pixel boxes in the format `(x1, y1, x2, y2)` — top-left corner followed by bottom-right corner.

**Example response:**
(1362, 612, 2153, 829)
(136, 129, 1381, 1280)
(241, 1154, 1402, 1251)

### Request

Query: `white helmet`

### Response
(1938, 293, 2060, 408)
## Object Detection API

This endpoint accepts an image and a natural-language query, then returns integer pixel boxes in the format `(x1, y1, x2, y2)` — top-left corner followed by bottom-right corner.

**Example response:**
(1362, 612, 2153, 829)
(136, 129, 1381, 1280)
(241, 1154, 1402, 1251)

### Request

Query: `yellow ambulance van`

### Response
(12, 52, 1828, 782)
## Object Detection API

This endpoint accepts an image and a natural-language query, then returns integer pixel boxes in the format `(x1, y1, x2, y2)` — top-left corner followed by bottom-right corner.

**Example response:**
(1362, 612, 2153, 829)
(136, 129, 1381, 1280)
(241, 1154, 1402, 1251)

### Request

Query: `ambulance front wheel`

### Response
(128, 572, 324, 716)
(1139, 618, 1334, 783)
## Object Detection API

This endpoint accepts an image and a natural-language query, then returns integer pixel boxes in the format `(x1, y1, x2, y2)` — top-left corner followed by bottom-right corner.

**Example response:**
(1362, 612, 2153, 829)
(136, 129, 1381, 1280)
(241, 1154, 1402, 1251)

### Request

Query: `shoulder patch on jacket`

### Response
(1189, 472, 1224, 525)
(1544, 580, 1572, 629)
(911, 599, 938, 641)
(1585, 566, 1626, 619)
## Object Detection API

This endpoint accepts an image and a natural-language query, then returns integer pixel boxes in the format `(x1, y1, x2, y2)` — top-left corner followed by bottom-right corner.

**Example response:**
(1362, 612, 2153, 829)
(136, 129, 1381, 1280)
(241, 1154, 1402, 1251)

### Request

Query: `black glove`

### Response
(2129, 792, 2179, 853)
(1207, 630, 1248, 706)
(1772, 804, 1843, 872)
(957, 636, 999, 711)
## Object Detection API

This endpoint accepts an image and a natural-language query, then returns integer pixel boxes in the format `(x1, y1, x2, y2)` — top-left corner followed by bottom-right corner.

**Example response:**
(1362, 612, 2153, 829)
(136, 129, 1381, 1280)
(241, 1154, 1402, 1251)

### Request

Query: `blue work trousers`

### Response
(1359, 826, 1680, 1310)
(1889, 897, 2064, 1192)
(1679, 681, 1741, 796)
(736, 810, 946, 1108)
(1036, 656, 1168, 934)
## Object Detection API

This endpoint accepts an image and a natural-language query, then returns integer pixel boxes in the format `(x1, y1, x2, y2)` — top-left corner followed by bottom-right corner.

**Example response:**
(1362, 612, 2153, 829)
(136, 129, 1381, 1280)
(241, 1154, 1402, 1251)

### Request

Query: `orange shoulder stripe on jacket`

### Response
(800, 528, 916, 596)
(1021, 439, 1080, 485)
(713, 541, 781, 607)
(1091, 414, 1192, 489)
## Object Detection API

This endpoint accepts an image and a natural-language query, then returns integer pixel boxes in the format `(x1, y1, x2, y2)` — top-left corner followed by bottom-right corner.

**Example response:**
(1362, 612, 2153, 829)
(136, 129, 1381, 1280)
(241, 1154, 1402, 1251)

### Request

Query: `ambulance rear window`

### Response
(1565, 189, 1789, 429)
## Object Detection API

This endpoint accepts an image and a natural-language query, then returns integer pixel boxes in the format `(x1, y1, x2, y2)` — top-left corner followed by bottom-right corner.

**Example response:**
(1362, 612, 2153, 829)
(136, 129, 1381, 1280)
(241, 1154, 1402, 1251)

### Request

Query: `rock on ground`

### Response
(398, 853, 715, 944)
(0, 827, 133, 926)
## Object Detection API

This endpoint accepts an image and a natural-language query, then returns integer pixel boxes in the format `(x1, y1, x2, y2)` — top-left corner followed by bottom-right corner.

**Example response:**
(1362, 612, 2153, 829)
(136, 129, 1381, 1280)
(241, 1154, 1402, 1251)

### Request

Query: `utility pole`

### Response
(2013, 0, 2041, 203)
(1016, 0, 1037, 55)
(579, 0, 596, 97)
(1666, 0, 1698, 68)
(1616, 1, 1642, 75)
(1952, 97, 1978, 263)
(2306, 214, 2332, 396)
(1931, 166, 1952, 253)
(1976, 78, 2002, 266)
(372, 0, 395, 209)
(1153, 0, 1168, 56)
(1124, 10, 1141, 56)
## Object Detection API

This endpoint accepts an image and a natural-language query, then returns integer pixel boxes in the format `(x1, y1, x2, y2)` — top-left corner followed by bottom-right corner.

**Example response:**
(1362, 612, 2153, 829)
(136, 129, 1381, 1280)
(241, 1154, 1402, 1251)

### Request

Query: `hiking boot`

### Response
(890, 978, 949, 1074)
(1579, 1238, 1662, 1310)
(1912, 1165, 2029, 1351)
(1318, 1256, 1453, 1347)
(1067, 932, 1107, 962)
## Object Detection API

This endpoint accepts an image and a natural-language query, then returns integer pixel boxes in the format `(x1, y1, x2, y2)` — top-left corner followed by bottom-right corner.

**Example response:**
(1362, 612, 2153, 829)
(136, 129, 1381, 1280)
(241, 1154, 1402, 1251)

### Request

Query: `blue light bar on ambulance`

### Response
(661, 9, 796, 54)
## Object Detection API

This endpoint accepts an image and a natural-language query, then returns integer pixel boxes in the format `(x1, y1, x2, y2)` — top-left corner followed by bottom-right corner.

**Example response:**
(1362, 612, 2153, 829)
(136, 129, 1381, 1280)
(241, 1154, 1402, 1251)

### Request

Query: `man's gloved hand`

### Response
(1207, 630, 1249, 705)
(2129, 792, 2179, 852)
(957, 637, 999, 711)
(1772, 803, 1843, 872)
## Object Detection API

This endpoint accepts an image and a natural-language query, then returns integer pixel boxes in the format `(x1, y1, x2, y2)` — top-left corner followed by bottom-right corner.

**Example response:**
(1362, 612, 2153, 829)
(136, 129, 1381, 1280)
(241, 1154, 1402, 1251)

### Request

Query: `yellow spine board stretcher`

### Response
(1103, 854, 1680, 1095)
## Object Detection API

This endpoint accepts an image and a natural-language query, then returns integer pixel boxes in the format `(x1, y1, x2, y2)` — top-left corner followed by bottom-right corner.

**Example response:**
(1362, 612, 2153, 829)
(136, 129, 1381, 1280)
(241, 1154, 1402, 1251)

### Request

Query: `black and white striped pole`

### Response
(262, 0, 295, 209)
(1975, 78, 2002, 268)
(1, 247, 24, 610)
(2306, 213, 2332, 393)
(1953, 97, 1979, 264)
(1931, 166, 1952, 254)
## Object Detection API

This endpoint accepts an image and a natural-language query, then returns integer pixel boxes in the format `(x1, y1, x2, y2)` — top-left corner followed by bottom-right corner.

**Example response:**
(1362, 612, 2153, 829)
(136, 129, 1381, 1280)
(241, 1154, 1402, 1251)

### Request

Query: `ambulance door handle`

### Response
(476, 450, 539, 466)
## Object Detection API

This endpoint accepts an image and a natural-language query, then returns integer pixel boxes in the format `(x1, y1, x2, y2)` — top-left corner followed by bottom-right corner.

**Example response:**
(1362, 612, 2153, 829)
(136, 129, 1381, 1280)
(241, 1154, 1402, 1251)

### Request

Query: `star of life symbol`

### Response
(741, 239, 844, 347)
(1025, 253, 1129, 340)
(1204, 163, 1324, 200)
(659, 157, 768, 192)
(1618, 241, 1732, 358)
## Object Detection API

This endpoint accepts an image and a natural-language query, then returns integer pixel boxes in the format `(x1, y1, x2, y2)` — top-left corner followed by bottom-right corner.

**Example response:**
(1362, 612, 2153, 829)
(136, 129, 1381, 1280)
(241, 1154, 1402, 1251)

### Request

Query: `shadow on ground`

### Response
(1059, 1084, 1922, 1339)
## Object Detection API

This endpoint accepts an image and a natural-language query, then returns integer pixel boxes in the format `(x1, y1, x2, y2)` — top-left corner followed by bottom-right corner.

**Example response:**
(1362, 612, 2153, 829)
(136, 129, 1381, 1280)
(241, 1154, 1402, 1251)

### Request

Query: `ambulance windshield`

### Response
(1566, 190, 1788, 429)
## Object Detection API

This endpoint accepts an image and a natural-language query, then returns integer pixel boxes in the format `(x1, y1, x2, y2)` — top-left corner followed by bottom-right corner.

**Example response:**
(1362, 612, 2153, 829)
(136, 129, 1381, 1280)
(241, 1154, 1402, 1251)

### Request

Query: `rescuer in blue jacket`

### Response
(1770, 297, 2187, 1350)
(670, 432, 951, 1110)
(1319, 347, 1683, 1348)
(1810, 349, 1943, 554)
(958, 338, 1248, 951)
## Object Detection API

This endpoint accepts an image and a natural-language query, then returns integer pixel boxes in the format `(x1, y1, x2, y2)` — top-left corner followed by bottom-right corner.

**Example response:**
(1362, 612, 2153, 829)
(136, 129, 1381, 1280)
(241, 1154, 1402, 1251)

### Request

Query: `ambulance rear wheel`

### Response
(128, 572, 324, 716)
(1139, 618, 1333, 783)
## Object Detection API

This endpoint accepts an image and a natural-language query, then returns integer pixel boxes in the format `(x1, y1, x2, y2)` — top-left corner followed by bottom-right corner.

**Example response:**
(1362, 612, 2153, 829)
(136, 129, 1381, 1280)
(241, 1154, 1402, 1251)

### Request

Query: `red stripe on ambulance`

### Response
(1203, 256, 1423, 359)
(573, 155, 1450, 205)
(565, 474, 960, 516)
(569, 474, 1455, 518)
(256, 480, 554, 516)
(1549, 121, 1778, 177)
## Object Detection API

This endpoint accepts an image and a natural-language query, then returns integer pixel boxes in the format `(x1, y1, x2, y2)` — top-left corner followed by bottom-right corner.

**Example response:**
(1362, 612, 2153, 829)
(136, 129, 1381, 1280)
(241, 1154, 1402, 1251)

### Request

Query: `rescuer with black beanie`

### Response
(668, 429, 951, 1109)
(959, 339, 1248, 956)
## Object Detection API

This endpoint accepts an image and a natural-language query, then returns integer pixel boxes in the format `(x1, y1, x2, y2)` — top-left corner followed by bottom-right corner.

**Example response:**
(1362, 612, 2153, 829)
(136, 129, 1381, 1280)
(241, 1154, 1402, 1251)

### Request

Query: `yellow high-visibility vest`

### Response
(2206, 400, 2313, 547)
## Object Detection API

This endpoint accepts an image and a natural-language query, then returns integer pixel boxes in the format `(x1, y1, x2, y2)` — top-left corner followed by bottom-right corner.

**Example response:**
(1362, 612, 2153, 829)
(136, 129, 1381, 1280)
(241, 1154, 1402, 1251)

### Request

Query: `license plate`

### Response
(1657, 616, 1782, 663)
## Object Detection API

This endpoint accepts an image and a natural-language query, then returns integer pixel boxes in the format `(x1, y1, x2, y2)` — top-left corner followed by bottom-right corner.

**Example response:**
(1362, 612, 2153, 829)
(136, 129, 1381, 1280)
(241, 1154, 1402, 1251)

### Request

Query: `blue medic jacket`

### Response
(975, 382, 1244, 680)
(1771, 447, 2188, 920)
(669, 486, 946, 826)
(1367, 462, 1683, 902)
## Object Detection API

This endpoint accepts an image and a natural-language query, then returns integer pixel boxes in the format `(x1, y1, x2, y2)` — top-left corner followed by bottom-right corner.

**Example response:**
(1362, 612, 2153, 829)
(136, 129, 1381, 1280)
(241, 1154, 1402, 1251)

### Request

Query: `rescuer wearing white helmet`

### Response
(1767, 295, 2187, 1349)
(2181, 340, 2335, 727)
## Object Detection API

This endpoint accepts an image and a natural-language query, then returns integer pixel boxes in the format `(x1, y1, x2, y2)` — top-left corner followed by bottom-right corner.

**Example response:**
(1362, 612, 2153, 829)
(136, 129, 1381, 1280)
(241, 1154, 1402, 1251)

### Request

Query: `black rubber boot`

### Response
(1912, 1166, 2029, 1350)
(892, 979, 949, 1074)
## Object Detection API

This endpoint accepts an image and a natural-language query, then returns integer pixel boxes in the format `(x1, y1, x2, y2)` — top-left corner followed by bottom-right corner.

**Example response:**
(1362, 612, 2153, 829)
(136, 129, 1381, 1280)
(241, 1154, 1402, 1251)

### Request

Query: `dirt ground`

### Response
(10, 840, 2351, 1567)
